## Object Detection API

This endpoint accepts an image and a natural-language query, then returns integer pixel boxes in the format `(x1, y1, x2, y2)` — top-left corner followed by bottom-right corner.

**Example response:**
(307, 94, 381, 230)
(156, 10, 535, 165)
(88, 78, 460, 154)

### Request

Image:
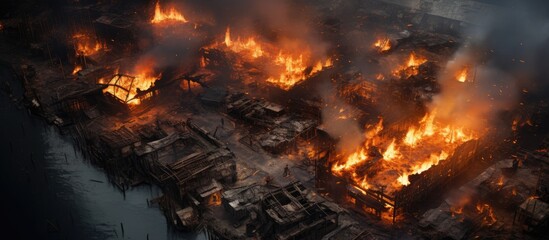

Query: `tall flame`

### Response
(151, 1, 188, 24)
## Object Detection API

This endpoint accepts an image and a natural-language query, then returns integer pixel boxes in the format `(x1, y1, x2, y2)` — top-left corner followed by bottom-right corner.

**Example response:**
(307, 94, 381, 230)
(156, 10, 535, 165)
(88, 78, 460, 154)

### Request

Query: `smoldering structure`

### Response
(2, 0, 549, 239)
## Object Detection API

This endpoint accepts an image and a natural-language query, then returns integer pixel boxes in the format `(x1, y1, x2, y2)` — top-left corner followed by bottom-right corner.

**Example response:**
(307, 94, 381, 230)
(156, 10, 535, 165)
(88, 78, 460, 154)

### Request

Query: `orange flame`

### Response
(72, 33, 105, 56)
(382, 139, 400, 161)
(223, 27, 263, 58)
(72, 65, 82, 75)
(102, 64, 160, 105)
(151, 1, 188, 24)
(266, 52, 332, 90)
(456, 68, 468, 82)
(332, 108, 478, 194)
(374, 38, 391, 52)
(393, 52, 427, 78)
(210, 27, 332, 90)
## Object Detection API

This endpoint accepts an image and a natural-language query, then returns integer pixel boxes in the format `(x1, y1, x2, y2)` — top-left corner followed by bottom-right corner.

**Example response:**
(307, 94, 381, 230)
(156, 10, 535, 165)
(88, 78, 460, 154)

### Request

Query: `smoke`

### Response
(183, 0, 329, 59)
(318, 80, 364, 152)
(432, 0, 549, 131)
(128, 0, 330, 84)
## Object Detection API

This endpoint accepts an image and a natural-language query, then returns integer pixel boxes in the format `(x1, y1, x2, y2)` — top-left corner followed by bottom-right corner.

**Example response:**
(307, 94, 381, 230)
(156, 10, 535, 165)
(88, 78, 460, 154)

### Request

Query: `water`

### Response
(0, 64, 205, 239)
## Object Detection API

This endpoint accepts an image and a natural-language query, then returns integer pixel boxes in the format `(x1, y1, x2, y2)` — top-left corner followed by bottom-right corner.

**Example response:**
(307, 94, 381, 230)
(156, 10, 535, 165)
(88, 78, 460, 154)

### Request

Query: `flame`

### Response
(332, 108, 478, 194)
(206, 27, 332, 90)
(456, 68, 468, 82)
(102, 64, 160, 105)
(266, 53, 332, 90)
(393, 52, 427, 78)
(223, 27, 263, 58)
(151, 1, 188, 24)
(382, 139, 399, 161)
(476, 203, 497, 226)
(374, 38, 391, 52)
(407, 52, 426, 68)
(72, 33, 105, 56)
(72, 65, 82, 75)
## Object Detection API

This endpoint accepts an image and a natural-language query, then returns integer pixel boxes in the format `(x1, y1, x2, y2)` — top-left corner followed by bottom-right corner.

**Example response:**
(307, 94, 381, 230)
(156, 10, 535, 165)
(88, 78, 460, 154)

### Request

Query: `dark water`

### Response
(0, 65, 205, 239)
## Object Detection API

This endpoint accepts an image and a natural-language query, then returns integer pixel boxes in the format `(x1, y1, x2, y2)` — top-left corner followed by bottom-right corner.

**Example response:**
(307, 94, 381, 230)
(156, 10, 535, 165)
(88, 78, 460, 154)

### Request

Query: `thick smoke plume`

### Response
(434, 0, 549, 131)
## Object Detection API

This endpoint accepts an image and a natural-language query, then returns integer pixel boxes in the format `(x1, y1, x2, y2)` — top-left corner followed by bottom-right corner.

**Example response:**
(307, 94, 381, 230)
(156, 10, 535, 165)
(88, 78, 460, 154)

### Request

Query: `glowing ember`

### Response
(151, 1, 188, 24)
(72, 33, 105, 56)
(456, 67, 468, 82)
(374, 38, 391, 53)
(332, 109, 478, 194)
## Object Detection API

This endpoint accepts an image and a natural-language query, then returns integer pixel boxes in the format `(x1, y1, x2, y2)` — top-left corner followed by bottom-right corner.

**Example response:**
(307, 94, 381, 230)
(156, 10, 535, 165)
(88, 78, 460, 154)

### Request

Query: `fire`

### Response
(476, 203, 497, 226)
(266, 52, 332, 90)
(72, 33, 105, 56)
(456, 67, 468, 82)
(406, 52, 426, 68)
(102, 65, 160, 105)
(151, 1, 188, 24)
(208, 27, 332, 90)
(374, 38, 391, 53)
(72, 65, 82, 75)
(332, 108, 478, 194)
(393, 52, 427, 78)
(223, 27, 263, 58)
(382, 139, 399, 161)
